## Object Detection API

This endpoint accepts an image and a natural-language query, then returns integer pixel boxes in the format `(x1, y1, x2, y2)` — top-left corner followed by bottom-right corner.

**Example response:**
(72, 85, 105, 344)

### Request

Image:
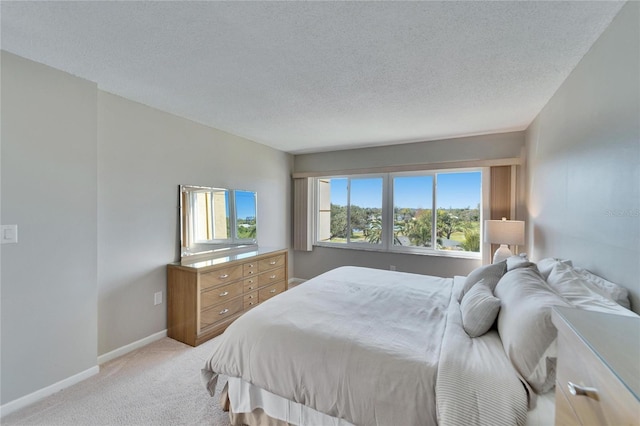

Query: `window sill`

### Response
(313, 242, 481, 260)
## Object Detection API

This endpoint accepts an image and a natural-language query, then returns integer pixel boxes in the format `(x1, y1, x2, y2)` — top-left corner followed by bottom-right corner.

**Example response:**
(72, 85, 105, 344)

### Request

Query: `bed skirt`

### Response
(221, 382, 291, 426)
(220, 379, 555, 426)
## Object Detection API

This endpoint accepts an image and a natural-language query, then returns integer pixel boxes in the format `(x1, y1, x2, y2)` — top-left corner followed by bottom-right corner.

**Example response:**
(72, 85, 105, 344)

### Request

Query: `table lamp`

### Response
(484, 218, 525, 264)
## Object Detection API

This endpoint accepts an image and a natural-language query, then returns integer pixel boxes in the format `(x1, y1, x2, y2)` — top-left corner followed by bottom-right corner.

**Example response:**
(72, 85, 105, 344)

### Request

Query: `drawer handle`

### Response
(269, 274, 276, 279)
(248, 264, 254, 267)
(248, 295, 254, 299)
(269, 261, 277, 265)
(248, 286, 254, 290)
(219, 274, 229, 279)
(219, 308, 229, 315)
(248, 271, 254, 275)
(249, 302, 255, 305)
(219, 291, 229, 297)
(270, 289, 277, 293)
(567, 382, 599, 400)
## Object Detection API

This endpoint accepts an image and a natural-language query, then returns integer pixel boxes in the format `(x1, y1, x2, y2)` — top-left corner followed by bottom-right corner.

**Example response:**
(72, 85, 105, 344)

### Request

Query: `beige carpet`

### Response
(3, 337, 231, 426)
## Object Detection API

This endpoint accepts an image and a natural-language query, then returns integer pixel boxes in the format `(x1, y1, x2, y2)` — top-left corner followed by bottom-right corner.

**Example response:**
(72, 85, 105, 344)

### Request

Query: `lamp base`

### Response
(493, 244, 513, 264)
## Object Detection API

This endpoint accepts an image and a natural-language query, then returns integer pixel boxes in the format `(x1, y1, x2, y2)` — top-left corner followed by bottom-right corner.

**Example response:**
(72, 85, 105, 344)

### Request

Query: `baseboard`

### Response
(0, 329, 170, 418)
(0, 365, 99, 418)
(288, 277, 307, 288)
(97, 329, 167, 365)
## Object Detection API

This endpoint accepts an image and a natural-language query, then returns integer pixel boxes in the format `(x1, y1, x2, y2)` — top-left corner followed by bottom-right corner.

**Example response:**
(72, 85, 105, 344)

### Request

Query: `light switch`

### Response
(1, 225, 18, 244)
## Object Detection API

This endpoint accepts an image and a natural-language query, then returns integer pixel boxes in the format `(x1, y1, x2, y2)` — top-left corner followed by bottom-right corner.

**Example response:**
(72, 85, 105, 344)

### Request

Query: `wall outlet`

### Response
(389, 265, 396, 271)
(154, 291, 163, 306)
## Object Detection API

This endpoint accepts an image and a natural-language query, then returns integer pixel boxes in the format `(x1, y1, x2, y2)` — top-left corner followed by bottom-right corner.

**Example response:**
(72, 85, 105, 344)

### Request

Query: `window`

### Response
(317, 176, 383, 247)
(434, 171, 481, 253)
(393, 175, 434, 248)
(316, 169, 483, 257)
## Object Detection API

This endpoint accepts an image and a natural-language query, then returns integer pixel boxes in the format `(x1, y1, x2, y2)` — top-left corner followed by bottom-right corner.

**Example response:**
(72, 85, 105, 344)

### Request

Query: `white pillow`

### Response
(547, 263, 636, 317)
(460, 279, 501, 338)
(572, 267, 631, 310)
(536, 257, 573, 280)
(495, 266, 571, 393)
(506, 255, 534, 271)
(459, 261, 507, 302)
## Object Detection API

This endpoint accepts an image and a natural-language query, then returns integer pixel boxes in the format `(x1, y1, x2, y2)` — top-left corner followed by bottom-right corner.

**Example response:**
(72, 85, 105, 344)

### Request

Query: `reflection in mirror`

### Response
(235, 190, 257, 240)
(180, 185, 257, 259)
(193, 188, 230, 242)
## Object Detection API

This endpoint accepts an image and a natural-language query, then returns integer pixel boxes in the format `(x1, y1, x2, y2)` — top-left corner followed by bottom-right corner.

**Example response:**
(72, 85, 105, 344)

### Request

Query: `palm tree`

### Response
(407, 211, 432, 246)
(366, 216, 383, 244)
(459, 228, 480, 252)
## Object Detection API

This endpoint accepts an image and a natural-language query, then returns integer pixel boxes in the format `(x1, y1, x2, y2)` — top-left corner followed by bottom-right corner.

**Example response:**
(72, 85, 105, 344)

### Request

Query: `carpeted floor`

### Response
(3, 337, 231, 426)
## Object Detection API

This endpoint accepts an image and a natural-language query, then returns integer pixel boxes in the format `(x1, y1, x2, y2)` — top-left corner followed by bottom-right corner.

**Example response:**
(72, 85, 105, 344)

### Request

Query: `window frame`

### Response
(314, 167, 488, 259)
(315, 174, 388, 250)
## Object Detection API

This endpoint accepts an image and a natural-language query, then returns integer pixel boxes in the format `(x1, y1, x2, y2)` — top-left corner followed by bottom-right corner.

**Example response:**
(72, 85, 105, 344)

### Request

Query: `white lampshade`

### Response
(484, 218, 525, 264)
(484, 219, 525, 245)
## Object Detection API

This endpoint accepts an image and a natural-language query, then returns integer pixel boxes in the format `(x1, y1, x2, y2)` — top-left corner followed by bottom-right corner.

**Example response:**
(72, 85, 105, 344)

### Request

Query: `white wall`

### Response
(1, 52, 98, 404)
(97, 92, 292, 355)
(295, 131, 524, 173)
(293, 132, 525, 279)
(0, 52, 293, 407)
(294, 246, 483, 280)
(525, 2, 639, 311)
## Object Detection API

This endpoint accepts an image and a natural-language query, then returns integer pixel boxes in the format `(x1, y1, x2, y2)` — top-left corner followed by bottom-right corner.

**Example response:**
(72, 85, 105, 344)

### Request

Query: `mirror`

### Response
(180, 185, 257, 258)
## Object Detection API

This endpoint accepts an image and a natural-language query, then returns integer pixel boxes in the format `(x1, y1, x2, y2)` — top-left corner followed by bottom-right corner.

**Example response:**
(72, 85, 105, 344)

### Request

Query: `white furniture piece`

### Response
(552, 306, 640, 425)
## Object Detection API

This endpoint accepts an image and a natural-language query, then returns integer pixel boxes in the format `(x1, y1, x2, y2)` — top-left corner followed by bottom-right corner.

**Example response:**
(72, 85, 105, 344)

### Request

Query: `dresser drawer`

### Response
(555, 383, 581, 425)
(243, 277, 259, 292)
(258, 254, 285, 271)
(259, 281, 286, 302)
(201, 265, 243, 291)
(243, 261, 258, 277)
(200, 297, 243, 328)
(201, 281, 243, 310)
(244, 291, 258, 310)
(556, 320, 638, 425)
(259, 267, 286, 286)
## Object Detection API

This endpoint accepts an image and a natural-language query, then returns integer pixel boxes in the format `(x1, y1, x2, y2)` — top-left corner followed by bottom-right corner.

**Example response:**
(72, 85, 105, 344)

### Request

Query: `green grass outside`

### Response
(449, 231, 465, 243)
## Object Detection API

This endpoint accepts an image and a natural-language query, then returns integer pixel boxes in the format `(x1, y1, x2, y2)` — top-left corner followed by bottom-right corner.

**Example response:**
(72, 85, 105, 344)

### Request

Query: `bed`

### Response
(202, 260, 636, 426)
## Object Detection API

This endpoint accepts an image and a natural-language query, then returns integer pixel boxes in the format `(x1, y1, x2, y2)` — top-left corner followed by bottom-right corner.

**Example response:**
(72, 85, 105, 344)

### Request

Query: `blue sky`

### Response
(330, 172, 481, 209)
(436, 172, 481, 209)
(235, 190, 256, 219)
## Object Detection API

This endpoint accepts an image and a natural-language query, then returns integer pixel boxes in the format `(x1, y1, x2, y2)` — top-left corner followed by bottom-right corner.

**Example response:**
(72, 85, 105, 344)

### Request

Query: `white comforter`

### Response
(202, 266, 528, 426)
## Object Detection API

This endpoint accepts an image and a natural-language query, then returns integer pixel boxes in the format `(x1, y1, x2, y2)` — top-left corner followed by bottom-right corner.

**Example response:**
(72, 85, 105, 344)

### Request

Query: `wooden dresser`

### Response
(167, 248, 288, 346)
(552, 306, 640, 425)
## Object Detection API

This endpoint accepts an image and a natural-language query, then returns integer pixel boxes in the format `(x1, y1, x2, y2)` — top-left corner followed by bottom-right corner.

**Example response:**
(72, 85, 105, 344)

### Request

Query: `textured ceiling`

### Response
(0, 1, 625, 154)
